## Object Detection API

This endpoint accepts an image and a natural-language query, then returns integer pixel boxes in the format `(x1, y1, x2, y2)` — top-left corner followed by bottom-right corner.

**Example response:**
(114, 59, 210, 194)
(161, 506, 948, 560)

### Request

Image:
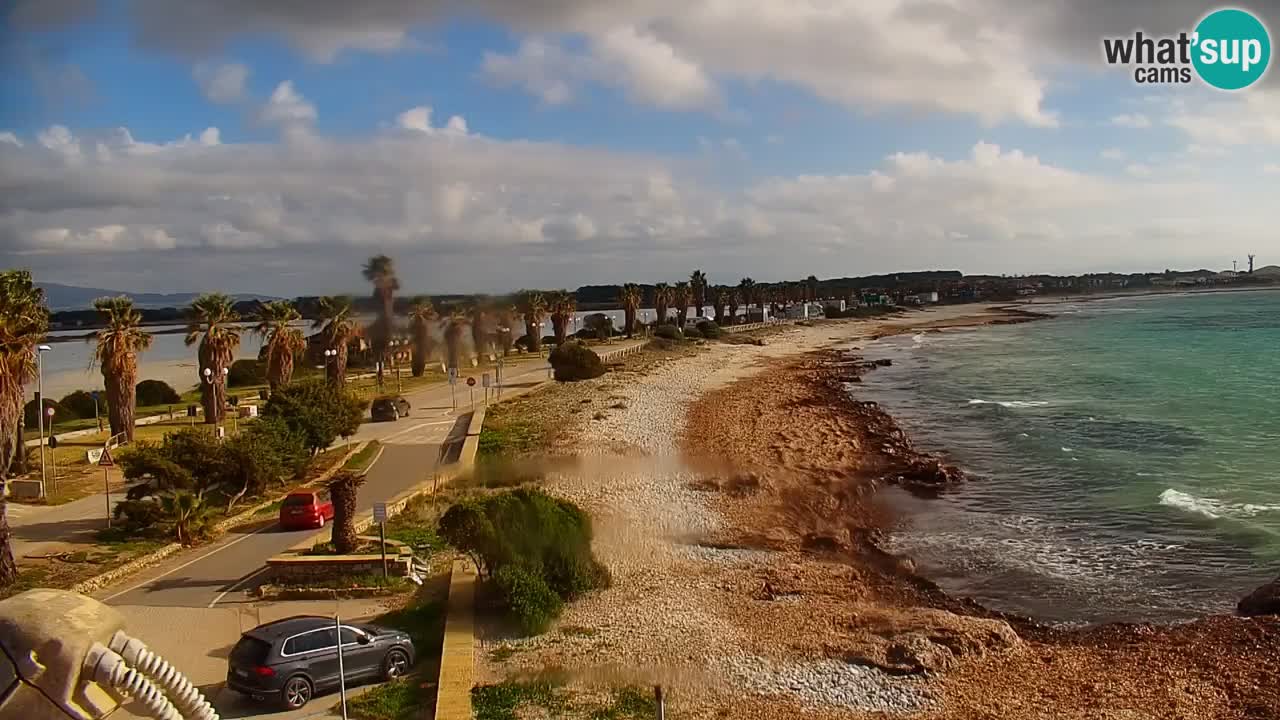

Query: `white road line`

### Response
(208, 566, 270, 608)
(101, 522, 279, 603)
(380, 419, 455, 443)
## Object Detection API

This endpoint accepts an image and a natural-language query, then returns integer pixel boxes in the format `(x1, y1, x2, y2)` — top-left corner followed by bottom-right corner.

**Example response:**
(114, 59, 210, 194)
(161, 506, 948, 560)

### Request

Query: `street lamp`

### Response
(202, 366, 229, 438)
(323, 348, 338, 383)
(35, 344, 51, 498)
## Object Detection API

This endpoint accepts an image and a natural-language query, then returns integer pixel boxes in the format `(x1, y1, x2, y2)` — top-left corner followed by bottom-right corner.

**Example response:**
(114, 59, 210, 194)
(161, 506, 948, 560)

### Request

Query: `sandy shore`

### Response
(474, 308, 1280, 719)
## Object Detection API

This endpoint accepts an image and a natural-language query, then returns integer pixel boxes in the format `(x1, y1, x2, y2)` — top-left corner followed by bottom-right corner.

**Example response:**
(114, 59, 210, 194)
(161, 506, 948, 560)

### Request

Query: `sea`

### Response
(859, 289, 1280, 625)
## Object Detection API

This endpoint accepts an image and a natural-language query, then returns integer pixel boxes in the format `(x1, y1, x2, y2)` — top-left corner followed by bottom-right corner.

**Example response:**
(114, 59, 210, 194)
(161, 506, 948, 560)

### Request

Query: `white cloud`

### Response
(1100, 148, 1126, 160)
(259, 81, 317, 126)
(1110, 113, 1151, 129)
(444, 115, 468, 134)
(591, 26, 717, 109)
(1125, 163, 1152, 177)
(193, 62, 248, 104)
(199, 127, 221, 146)
(1165, 91, 1280, 148)
(0, 132, 23, 147)
(397, 106, 433, 132)
(1265, 164, 1280, 175)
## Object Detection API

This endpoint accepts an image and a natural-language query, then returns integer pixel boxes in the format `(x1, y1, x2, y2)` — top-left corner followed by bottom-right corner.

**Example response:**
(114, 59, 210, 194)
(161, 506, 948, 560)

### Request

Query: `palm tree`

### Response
(407, 296, 437, 377)
(727, 288, 741, 324)
(442, 310, 469, 370)
(362, 255, 400, 386)
(619, 284, 642, 338)
(653, 283, 672, 326)
(253, 301, 305, 392)
(517, 291, 548, 353)
(674, 282, 692, 328)
(469, 301, 491, 361)
(328, 470, 366, 554)
(184, 294, 241, 426)
(496, 305, 518, 356)
(690, 270, 708, 319)
(314, 295, 360, 386)
(159, 490, 213, 545)
(738, 278, 756, 315)
(547, 290, 576, 345)
(806, 275, 820, 302)
(0, 270, 47, 586)
(712, 286, 729, 325)
(89, 296, 153, 441)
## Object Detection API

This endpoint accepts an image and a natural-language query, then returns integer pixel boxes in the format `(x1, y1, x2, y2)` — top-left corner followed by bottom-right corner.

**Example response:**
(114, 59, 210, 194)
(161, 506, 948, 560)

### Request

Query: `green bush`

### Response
(494, 565, 563, 635)
(23, 398, 66, 429)
(59, 390, 101, 420)
(438, 488, 609, 635)
(696, 320, 722, 339)
(262, 379, 365, 454)
(548, 341, 605, 382)
(112, 499, 167, 533)
(136, 379, 181, 406)
(682, 325, 703, 339)
(583, 313, 614, 341)
(653, 324, 683, 341)
(227, 359, 264, 387)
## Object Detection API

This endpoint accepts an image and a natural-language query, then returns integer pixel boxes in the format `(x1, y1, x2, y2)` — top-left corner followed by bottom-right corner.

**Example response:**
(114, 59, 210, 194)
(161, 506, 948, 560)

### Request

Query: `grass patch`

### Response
(377, 593, 446, 653)
(488, 645, 520, 662)
(348, 678, 425, 720)
(472, 682, 655, 720)
(276, 574, 409, 591)
(344, 440, 382, 473)
(559, 625, 597, 637)
(590, 687, 657, 720)
(477, 416, 543, 457)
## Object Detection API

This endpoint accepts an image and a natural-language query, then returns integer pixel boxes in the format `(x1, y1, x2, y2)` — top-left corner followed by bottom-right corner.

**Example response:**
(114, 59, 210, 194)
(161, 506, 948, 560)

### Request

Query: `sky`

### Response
(2, 0, 1279, 296)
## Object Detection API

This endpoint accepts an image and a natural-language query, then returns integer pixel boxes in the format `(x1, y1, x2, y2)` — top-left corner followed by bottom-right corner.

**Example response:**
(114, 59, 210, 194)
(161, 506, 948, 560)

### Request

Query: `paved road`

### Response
(8, 488, 130, 559)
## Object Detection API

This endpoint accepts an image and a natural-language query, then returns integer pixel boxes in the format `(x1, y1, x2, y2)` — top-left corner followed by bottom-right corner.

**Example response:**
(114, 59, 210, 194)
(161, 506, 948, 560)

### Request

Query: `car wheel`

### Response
(383, 649, 410, 680)
(280, 675, 313, 710)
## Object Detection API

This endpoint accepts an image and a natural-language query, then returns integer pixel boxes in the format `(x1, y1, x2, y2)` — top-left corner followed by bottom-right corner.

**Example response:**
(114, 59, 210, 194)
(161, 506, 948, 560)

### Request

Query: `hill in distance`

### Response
(39, 282, 283, 311)
(1252, 265, 1280, 277)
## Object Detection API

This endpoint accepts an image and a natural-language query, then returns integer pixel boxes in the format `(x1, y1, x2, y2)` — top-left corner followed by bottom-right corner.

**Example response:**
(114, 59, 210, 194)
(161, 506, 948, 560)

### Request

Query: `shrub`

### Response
(262, 379, 365, 454)
(59, 390, 100, 420)
(112, 499, 167, 533)
(136, 379, 181, 406)
(514, 334, 533, 351)
(438, 488, 609, 635)
(494, 565, 563, 635)
(227, 359, 264, 387)
(696, 320, 722, 339)
(548, 341, 605, 382)
(23, 398, 66, 429)
(541, 335, 555, 346)
(583, 313, 614, 341)
(683, 325, 703, 339)
(653, 324, 683, 341)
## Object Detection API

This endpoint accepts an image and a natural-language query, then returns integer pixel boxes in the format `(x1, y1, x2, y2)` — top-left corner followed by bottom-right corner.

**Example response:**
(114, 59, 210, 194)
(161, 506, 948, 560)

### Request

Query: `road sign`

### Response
(373, 502, 387, 523)
(447, 368, 458, 385)
(482, 373, 491, 388)
(97, 447, 114, 467)
(91, 390, 100, 400)
(48, 436, 58, 449)
(466, 376, 476, 387)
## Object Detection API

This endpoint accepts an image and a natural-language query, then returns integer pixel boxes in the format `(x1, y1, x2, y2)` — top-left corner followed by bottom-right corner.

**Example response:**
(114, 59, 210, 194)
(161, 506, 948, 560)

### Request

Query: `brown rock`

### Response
(1238, 577, 1280, 616)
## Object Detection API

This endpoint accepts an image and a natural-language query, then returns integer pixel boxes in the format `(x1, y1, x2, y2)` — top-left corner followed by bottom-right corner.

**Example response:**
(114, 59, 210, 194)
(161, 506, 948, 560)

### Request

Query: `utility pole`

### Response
(1248, 254, 1256, 274)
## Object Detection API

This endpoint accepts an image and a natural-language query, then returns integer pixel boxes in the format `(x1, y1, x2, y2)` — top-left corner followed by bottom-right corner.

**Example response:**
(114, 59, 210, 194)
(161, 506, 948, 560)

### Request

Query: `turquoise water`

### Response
(860, 290, 1280, 624)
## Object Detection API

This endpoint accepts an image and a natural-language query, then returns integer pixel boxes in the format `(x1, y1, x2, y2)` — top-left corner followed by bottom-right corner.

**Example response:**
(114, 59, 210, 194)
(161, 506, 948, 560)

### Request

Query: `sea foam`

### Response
(1159, 488, 1280, 520)
(968, 399, 1050, 408)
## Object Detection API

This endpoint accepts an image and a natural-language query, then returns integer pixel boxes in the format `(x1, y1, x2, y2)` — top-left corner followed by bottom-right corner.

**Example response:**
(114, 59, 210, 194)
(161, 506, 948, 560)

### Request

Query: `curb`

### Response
(435, 559, 477, 720)
(72, 441, 367, 596)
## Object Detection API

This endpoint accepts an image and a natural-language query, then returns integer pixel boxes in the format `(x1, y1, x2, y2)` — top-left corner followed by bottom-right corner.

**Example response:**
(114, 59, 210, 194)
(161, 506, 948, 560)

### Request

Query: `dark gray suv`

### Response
(226, 616, 414, 710)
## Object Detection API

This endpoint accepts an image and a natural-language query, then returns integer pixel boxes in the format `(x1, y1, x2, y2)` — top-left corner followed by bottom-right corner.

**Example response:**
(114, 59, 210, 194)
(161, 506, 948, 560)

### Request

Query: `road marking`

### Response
(101, 522, 279, 603)
(208, 566, 271, 608)
(381, 419, 455, 443)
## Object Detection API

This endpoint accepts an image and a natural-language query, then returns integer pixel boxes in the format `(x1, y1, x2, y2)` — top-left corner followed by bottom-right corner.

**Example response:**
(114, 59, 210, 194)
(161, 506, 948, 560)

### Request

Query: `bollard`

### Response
(654, 685, 665, 720)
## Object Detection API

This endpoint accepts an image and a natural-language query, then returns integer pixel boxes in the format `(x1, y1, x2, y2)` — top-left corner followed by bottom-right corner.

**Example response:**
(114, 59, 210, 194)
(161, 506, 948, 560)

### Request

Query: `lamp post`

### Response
(36, 344, 51, 498)
(391, 339, 405, 393)
(202, 366, 229, 438)
(324, 348, 338, 384)
(496, 326, 508, 397)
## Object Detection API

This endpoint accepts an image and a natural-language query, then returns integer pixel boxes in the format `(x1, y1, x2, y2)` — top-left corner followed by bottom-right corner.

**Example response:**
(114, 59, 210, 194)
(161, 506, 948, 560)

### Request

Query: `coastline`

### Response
(473, 309, 1279, 718)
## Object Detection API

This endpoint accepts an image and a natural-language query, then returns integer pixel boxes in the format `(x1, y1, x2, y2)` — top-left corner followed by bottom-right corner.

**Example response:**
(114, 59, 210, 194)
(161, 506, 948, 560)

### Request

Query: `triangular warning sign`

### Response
(98, 447, 115, 467)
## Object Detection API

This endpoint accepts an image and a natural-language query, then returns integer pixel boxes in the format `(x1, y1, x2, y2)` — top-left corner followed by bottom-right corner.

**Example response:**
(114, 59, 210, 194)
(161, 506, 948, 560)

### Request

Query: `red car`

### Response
(279, 490, 334, 530)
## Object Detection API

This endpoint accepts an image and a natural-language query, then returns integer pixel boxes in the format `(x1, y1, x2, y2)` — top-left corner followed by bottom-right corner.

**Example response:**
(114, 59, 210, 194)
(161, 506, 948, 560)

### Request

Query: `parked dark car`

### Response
(278, 489, 334, 530)
(226, 616, 414, 710)
(370, 396, 411, 422)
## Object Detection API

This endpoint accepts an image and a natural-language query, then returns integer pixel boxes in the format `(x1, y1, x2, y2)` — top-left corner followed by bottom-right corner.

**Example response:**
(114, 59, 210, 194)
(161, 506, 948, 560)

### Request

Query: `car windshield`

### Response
(281, 495, 313, 507)
(229, 636, 271, 665)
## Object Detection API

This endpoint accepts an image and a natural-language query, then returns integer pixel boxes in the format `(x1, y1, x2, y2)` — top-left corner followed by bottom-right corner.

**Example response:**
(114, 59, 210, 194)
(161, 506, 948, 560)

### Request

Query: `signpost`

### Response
(373, 502, 389, 577)
(91, 390, 103, 432)
(98, 447, 115, 528)
(467, 376, 476, 407)
(334, 614, 349, 720)
(482, 373, 491, 405)
(447, 368, 458, 410)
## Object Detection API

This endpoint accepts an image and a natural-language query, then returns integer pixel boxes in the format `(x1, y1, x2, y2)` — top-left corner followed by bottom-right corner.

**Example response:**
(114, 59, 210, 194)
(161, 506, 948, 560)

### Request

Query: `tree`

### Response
(441, 310, 468, 371)
(547, 290, 576, 345)
(518, 291, 548, 353)
(158, 490, 213, 545)
(674, 281, 692, 328)
(496, 305, 518, 356)
(727, 288, 741, 324)
(0, 270, 47, 586)
(712, 286, 729, 325)
(362, 254, 400, 387)
(89, 296, 153, 442)
(328, 471, 366, 554)
(691, 270, 708, 319)
(136, 379, 181, 406)
(806, 274, 820, 302)
(314, 295, 361, 386)
(652, 283, 672, 326)
(584, 313, 613, 341)
(407, 296, 437, 377)
(262, 379, 364, 454)
(469, 301, 491, 361)
(618, 284, 642, 338)
(738, 278, 756, 314)
(254, 300, 305, 392)
(184, 294, 240, 425)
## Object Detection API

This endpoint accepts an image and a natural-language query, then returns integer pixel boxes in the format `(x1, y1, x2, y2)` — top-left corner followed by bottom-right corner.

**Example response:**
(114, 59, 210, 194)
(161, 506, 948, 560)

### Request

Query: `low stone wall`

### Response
(6, 479, 44, 501)
(266, 554, 413, 583)
(435, 560, 477, 720)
